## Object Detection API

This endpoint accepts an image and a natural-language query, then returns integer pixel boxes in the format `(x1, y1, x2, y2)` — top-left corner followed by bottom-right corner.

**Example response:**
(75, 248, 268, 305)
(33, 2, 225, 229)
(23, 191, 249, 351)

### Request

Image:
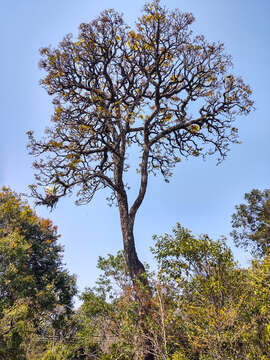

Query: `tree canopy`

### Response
(28, 0, 253, 205)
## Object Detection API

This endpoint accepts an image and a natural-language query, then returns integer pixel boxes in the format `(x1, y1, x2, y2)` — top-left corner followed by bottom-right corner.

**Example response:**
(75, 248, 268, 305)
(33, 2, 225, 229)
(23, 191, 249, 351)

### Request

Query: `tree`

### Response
(0, 187, 76, 311)
(152, 223, 243, 308)
(151, 224, 270, 360)
(27, 0, 253, 283)
(0, 187, 77, 358)
(231, 189, 270, 257)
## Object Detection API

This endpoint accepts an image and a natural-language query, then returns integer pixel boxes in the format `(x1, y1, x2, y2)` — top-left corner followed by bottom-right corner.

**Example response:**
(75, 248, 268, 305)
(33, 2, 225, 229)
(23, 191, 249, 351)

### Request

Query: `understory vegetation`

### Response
(0, 187, 269, 360)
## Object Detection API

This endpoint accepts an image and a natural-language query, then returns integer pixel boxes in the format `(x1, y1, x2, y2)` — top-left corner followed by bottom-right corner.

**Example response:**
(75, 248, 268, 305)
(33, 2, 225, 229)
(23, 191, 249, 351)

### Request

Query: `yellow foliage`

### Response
(48, 55, 56, 66)
(78, 124, 91, 132)
(190, 124, 200, 133)
(48, 140, 63, 148)
(55, 107, 63, 114)
(163, 113, 173, 122)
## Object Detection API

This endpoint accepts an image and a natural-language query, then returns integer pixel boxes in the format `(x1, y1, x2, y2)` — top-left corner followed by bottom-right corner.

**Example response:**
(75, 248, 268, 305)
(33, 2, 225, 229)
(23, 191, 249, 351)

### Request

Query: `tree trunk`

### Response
(117, 196, 146, 283)
(117, 196, 155, 360)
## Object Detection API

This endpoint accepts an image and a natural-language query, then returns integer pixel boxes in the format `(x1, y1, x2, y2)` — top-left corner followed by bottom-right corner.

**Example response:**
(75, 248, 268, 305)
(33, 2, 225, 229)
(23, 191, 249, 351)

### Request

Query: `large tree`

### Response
(28, 0, 253, 283)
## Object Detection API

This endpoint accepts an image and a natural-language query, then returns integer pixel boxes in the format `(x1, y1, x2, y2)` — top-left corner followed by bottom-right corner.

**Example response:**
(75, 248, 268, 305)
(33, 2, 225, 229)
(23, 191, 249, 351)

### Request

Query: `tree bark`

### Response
(117, 195, 146, 283)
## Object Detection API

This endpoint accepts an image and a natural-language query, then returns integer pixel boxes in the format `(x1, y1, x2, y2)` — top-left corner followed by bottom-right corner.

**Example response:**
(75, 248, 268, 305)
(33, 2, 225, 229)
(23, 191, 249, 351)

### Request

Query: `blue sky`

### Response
(1, 0, 269, 301)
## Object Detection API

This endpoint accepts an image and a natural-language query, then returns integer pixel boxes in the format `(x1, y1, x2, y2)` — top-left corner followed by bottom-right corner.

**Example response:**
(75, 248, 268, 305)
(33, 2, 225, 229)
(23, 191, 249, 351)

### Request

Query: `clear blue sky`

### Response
(1, 0, 269, 301)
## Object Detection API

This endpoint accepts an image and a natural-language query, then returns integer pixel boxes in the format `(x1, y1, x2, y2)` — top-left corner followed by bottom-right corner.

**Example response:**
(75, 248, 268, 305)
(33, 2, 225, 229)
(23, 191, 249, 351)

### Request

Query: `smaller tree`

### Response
(0, 187, 77, 358)
(231, 189, 270, 257)
(151, 224, 249, 359)
(152, 223, 242, 307)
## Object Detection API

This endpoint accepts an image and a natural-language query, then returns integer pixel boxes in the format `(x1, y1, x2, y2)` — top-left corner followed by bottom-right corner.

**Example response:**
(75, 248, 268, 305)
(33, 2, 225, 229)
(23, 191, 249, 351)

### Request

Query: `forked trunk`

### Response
(118, 196, 146, 283)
